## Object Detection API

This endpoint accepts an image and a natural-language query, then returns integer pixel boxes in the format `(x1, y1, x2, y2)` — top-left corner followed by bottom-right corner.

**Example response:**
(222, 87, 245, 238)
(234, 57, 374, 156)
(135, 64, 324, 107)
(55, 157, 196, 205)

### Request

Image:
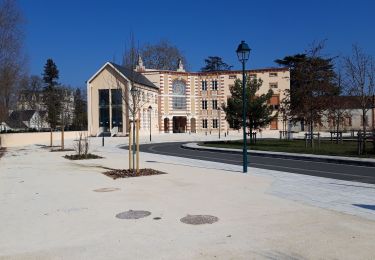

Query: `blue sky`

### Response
(18, 0, 375, 88)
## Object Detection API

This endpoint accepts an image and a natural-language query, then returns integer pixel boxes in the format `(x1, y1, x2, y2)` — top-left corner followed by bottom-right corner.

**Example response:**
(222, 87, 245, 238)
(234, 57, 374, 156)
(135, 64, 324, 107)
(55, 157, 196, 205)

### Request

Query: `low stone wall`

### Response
(0, 131, 88, 148)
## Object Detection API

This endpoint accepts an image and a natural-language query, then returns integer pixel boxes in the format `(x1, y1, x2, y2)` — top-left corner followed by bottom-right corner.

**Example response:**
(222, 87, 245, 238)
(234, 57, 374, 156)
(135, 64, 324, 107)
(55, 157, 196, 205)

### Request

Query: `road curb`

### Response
(181, 143, 375, 167)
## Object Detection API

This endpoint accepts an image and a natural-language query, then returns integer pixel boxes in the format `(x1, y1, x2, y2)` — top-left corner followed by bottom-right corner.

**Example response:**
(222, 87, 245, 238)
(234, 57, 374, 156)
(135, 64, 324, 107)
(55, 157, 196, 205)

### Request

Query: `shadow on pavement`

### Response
(145, 160, 243, 173)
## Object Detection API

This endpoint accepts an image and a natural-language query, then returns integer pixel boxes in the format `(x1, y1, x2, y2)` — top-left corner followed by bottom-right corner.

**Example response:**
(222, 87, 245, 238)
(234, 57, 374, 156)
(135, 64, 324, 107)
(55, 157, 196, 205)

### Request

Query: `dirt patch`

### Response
(51, 148, 75, 152)
(38, 145, 61, 149)
(64, 154, 103, 160)
(102, 168, 167, 179)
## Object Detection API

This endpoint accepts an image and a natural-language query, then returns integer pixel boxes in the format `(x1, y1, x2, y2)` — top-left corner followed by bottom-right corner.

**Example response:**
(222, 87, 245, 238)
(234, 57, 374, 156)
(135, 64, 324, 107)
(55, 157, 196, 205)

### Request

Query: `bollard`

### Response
(102, 134, 104, 147)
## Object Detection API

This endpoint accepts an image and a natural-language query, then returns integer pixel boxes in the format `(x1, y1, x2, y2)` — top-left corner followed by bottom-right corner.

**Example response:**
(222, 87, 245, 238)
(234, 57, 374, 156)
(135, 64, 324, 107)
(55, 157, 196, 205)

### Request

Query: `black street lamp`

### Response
(236, 40, 251, 173)
(148, 105, 152, 142)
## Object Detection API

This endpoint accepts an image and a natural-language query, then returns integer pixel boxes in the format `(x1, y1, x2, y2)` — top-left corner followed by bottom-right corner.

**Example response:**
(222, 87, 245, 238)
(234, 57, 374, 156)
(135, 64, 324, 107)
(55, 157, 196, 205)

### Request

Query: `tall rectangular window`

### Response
(212, 100, 218, 110)
(111, 89, 123, 131)
(99, 89, 109, 128)
(201, 80, 207, 91)
(202, 100, 207, 110)
(212, 119, 218, 128)
(212, 80, 218, 90)
(202, 119, 208, 128)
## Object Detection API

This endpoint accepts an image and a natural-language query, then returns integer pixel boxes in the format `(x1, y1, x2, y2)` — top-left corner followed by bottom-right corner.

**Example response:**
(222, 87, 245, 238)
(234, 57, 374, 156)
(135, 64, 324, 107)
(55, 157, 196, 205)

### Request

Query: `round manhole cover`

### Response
(116, 210, 151, 219)
(93, 188, 120, 192)
(180, 215, 219, 225)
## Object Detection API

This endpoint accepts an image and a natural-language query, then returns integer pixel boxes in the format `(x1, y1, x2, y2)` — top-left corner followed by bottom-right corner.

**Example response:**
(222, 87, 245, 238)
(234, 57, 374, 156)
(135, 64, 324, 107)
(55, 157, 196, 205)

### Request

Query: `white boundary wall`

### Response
(0, 131, 88, 148)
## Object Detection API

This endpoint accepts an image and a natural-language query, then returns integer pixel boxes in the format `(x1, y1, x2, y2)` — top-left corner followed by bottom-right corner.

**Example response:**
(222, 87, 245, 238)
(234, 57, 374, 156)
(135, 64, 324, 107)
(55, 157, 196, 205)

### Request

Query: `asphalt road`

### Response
(134, 142, 375, 184)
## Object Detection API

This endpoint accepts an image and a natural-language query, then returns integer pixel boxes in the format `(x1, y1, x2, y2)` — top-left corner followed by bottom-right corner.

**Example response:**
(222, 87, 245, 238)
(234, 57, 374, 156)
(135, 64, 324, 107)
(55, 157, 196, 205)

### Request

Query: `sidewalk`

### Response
(0, 138, 375, 259)
(182, 142, 375, 167)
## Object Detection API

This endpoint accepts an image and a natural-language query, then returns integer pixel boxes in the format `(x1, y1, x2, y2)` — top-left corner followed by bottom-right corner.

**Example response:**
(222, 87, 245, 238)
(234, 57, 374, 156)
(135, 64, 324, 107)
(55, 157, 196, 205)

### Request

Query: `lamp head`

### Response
(236, 40, 251, 63)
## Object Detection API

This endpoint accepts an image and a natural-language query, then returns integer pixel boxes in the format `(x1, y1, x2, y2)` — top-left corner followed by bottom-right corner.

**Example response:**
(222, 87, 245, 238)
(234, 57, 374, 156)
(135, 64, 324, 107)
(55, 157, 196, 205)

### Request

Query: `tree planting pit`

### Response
(180, 215, 219, 225)
(116, 210, 151, 220)
(103, 168, 167, 179)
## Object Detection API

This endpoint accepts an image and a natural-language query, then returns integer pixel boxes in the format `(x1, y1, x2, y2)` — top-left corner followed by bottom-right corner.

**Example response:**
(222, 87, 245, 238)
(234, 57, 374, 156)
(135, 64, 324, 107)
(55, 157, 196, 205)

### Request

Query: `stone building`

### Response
(87, 58, 290, 136)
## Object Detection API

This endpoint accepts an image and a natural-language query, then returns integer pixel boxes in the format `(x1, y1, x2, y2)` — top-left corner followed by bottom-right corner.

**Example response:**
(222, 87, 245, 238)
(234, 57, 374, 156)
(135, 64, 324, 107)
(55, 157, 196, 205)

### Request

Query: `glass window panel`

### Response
(99, 89, 109, 107)
(111, 89, 122, 106)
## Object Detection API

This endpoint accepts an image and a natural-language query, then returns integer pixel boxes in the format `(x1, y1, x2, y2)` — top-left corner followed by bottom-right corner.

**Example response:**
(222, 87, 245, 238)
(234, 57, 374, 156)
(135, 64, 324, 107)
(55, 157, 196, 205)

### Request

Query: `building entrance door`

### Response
(173, 116, 187, 133)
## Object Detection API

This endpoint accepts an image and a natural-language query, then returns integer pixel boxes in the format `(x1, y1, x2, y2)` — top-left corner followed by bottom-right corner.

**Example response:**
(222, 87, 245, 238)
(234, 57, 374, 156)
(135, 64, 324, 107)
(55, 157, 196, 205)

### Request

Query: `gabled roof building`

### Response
(87, 58, 290, 136)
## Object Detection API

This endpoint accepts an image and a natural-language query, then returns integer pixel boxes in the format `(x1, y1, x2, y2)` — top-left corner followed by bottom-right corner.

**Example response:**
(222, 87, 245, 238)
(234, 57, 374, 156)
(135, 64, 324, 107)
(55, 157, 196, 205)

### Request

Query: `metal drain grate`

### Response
(180, 214, 219, 225)
(116, 210, 151, 219)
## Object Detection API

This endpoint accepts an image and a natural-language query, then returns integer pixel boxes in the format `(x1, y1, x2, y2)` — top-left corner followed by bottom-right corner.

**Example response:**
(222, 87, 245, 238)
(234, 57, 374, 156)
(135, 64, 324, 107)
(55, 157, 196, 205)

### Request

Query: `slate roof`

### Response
(109, 62, 158, 89)
(9, 110, 36, 121)
(3, 110, 37, 129)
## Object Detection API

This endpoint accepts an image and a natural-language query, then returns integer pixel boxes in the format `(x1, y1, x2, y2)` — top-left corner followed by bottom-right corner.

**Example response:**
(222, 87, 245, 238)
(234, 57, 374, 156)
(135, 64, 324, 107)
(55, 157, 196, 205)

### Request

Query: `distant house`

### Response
(293, 96, 375, 132)
(17, 87, 75, 127)
(1, 110, 49, 132)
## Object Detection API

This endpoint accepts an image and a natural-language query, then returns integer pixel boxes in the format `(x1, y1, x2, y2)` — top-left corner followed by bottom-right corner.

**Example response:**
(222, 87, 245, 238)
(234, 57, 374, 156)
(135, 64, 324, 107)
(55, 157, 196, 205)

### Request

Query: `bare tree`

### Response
(302, 42, 337, 147)
(122, 38, 187, 71)
(110, 36, 149, 173)
(73, 132, 90, 158)
(0, 0, 25, 121)
(279, 89, 290, 131)
(343, 44, 375, 154)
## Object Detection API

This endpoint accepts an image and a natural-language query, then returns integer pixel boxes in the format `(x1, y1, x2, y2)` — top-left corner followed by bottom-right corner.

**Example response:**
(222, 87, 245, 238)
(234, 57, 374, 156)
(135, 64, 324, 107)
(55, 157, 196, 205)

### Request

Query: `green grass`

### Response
(202, 139, 375, 158)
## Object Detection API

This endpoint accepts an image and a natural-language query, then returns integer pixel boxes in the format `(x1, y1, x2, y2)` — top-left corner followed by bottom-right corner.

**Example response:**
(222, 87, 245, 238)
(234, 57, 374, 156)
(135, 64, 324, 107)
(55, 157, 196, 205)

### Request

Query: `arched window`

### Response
(172, 79, 186, 110)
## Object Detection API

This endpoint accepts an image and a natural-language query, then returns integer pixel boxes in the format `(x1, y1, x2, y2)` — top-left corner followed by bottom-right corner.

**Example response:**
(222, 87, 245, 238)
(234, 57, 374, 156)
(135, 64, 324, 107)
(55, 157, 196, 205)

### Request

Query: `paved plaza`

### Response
(0, 134, 375, 259)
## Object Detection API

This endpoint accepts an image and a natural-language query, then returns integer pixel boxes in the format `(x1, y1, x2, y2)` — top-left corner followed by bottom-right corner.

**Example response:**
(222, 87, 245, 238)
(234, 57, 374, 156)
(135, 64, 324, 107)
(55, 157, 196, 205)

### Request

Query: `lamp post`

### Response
(236, 40, 251, 173)
(148, 105, 152, 142)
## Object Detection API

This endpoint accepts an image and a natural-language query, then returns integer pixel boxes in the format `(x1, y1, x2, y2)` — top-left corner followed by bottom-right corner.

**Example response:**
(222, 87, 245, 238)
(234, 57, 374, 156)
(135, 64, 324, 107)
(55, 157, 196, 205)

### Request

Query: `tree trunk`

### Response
(132, 116, 136, 173)
(362, 110, 367, 154)
(311, 121, 314, 148)
(50, 128, 53, 147)
(336, 113, 340, 144)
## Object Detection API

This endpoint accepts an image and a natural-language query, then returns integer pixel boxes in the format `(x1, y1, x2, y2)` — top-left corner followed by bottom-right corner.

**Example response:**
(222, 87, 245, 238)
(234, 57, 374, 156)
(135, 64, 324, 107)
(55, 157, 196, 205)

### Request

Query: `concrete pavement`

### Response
(0, 136, 375, 259)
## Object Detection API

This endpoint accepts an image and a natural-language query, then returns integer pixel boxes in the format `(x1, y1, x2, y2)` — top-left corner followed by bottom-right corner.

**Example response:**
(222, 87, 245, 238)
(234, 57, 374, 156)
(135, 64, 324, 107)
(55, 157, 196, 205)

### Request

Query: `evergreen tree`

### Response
(201, 56, 232, 72)
(223, 77, 275, 143)
(275, 43, 338, 147)
(274, 44, 338, 126)
(72, 88, 87, 130)
(42, 58, 61, 129)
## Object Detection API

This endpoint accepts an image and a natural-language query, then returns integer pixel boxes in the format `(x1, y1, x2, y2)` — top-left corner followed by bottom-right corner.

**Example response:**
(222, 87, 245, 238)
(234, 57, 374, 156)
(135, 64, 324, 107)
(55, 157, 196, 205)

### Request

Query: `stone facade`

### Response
(87, 60, 290, 136)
